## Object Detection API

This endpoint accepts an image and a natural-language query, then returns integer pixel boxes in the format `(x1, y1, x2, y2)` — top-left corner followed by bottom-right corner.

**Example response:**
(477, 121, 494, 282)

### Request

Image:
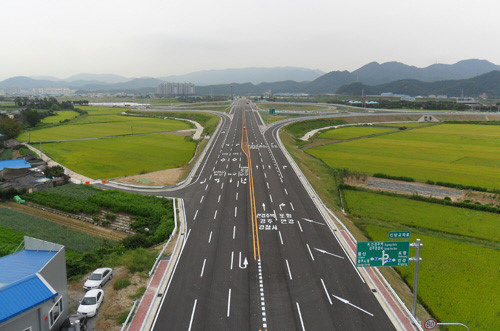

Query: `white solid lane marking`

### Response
(298, 221, 303, 233)
(286, 259, 292, 280)
(218, 194, 221, 202)
(200, 196, 204, 203)
(296, 302, 306, 331)
(278, 230, 284, 245)
(208, 231, 212, 243)
(233, 226, 236, 239)
(234, 206, 237, 217)
(230, 251, 234, 270)
(331, 294, 374, 316)
(284, 188, 288, 195)
(306, 244, 315, 261)
(193, 210, 198, 220)
(200, 259, 207, 277)
(313, 248, 345, 259)
(214, 210, 218, 219)
(269, 194, 273, 203)
(302, 218, 324, 225)
(227, 288, 232, 317)
(321, 278, 333, 305)
(188, 299, 197, 331)
(290, 202, 295, 211)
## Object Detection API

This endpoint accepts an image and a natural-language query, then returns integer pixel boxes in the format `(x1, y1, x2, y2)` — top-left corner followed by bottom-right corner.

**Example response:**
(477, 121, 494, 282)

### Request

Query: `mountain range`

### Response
(1, 59, 499, 96)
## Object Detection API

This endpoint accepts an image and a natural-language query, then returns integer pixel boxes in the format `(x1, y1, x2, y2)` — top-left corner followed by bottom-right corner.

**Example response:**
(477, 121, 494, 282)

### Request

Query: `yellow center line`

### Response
(241, 108, 261, 261)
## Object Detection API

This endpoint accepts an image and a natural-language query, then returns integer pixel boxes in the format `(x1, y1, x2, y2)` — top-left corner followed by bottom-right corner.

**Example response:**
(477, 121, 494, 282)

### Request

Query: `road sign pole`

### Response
(410, 238, 422, 318)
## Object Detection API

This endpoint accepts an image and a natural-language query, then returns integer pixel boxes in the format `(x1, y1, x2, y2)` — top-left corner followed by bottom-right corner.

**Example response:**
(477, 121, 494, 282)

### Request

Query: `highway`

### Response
(150, 99, 397, 330)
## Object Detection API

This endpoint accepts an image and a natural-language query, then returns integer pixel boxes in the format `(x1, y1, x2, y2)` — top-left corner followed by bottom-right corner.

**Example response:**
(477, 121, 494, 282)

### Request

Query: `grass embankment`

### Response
(258, 103, 329, 111)
(345, 189, 500, 330)
(307, 124, 500, 190)
(318, 126, 398, 140)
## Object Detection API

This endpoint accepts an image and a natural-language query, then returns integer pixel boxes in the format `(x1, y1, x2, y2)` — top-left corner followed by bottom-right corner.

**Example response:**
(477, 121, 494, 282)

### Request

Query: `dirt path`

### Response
(1, 202, 127, 241)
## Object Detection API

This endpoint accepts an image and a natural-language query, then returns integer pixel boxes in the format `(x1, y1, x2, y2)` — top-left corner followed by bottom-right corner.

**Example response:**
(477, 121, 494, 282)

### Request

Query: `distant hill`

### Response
(160, 67, 324, 85)
(65, 73, 129, 84)
(336, 71, 500, 97)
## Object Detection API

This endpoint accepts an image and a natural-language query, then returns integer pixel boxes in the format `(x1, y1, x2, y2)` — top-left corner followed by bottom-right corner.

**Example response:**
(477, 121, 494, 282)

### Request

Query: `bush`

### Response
(101, 220, 110, 227)
(113, 277, 131, 290)
(22, 191, 99, 214)
(373, 173, 415, 182)
(92, 216, 100, 223)
(122, 248, 156, 273)
(116, 311, 131, 325)
(122, 234, 149, 249)
(105, 213, 117, 221)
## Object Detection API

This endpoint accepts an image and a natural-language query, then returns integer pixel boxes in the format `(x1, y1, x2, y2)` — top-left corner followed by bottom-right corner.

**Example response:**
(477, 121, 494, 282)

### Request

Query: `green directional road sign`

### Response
(269, 108, 276, 114)
(389, 231, 411, 239)
(356, 241, 410, 267)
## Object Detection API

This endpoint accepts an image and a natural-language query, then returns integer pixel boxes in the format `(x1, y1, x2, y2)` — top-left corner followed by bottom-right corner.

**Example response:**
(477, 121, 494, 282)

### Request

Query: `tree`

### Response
(0, 117, 22, 139)
(23, 109, 43, 127)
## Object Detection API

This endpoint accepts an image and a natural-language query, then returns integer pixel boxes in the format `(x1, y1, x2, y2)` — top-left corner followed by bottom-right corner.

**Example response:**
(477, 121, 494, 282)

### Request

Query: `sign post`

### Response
(410, 239, 422, 318)
(356, 241, 410, 267)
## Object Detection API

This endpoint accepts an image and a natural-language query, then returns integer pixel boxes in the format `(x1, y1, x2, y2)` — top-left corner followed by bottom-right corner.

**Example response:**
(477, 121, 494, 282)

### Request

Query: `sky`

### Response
(1, 0, 500, 80)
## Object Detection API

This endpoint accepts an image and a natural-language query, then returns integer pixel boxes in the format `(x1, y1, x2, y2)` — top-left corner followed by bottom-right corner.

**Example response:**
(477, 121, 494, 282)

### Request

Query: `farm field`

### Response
(41, 134, 196, 178)
(0, 225, 24, 256)
(344, 189, 500, 330)
(378, 122, 431, 128)
(41, 110, 80, 124)
(0, 207, 107, 253)
(361, 224, 499, 330)
(344, 190, 500, 243)
(25, 116, 190, 141)
(307, 124, 500, 189)
(318, 126, 397, 140)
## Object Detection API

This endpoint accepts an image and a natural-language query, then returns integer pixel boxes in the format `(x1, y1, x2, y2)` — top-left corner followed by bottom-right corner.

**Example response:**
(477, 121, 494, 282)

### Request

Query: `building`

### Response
(0, 237, 69, 331)
(157, 82, 195, 96)
(30, 87, 75, 96)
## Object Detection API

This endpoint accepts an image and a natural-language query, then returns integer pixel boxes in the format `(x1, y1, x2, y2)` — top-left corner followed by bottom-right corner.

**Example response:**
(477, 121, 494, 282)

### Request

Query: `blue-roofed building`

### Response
(0, 159, 32, 171)
(0, 237, 68, 331)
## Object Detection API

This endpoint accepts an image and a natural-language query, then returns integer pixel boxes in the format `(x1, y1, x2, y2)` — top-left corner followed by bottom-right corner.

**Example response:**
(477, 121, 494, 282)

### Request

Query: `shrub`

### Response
(113, 277, 131, 290)
(122, 234, 149, 249)
(101, 220, 110, 227)
(122, 248, 155, 273)
(116, 311, 131, 324)
(444, 197, 451, 201)
(105, 213, 117, 221)
(373, 173, 415, 182)
(22, 191, 99, 214)
(92, 216, 100, 223)
(129, 286, 146, 299)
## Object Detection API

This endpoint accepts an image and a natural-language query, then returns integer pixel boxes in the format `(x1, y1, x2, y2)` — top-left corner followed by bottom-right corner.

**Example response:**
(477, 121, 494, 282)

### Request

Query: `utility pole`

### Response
(39, 140, 43, 160)
(410, 239, 423, 318)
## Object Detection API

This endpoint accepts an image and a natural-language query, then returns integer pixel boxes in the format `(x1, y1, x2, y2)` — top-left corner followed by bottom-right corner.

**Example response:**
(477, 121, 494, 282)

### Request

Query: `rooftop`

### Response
(0, 250, 57, 288)
(0, 159, 31, 171)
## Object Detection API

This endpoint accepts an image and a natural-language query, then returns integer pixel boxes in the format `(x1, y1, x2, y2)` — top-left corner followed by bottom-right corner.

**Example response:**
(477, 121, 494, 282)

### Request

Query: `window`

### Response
(48, 297, 63, 329)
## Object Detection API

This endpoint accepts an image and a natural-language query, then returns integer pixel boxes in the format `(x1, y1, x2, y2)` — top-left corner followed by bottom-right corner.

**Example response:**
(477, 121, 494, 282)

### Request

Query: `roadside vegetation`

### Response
(281, 117, 500, 330)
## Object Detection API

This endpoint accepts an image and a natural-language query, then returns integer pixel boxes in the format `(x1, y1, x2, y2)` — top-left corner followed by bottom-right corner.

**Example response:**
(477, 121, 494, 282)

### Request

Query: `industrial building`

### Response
(157, 82, 195, 96)
(0, 237, 69, 331)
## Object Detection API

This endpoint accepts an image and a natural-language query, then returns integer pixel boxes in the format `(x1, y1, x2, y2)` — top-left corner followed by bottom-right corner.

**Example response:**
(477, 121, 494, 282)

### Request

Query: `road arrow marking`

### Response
(262, 203, 266, 211)
(200, 179, 206, 184)
(331, 294, 374, 316)
(314, 248, 344, 259)
(239, 252, 248, 269)
(302, 218, 324, 225)
(279, 203, 286, 210)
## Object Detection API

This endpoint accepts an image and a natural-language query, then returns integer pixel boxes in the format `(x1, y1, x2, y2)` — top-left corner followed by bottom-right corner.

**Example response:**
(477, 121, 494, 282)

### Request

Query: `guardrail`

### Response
(121, 298, 138, 331)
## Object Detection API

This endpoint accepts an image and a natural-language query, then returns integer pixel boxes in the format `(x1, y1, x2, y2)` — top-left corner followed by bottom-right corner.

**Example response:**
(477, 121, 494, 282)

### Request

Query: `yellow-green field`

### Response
(41, 134, 196, 178)
(378, 122, 431, 128)
(344, 189, 500, 330)
(26, 117, 190, 141)
(307, 124, 500, 189)
(318, 126, 397, 140)
(41, 110, 80, 124)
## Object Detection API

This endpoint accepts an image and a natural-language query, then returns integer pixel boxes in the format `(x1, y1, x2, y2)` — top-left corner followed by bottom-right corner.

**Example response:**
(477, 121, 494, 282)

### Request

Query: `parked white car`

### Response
(83, 268, 113, 291)
(77, 289, 104, 317)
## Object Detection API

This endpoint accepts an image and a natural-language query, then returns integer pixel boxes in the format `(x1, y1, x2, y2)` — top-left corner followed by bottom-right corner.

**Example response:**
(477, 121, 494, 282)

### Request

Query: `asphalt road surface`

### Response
(151, 99, 396, 330)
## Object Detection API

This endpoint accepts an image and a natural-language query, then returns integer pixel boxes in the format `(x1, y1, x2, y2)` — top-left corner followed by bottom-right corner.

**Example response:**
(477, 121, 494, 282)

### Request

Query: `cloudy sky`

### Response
(1, 0, 499, 80)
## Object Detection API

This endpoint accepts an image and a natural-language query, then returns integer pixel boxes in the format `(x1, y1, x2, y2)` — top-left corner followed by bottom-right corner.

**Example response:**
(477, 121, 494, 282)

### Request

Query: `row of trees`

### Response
(14, 97, 75, 110)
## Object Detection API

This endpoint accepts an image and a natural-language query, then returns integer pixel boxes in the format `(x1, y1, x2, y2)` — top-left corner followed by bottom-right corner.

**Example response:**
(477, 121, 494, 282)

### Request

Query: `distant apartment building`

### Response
(157, 82, 195, 96)
(31, 87, 75, 96)
(5, 86, 21, 95)
(0, 237, 69, 331)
